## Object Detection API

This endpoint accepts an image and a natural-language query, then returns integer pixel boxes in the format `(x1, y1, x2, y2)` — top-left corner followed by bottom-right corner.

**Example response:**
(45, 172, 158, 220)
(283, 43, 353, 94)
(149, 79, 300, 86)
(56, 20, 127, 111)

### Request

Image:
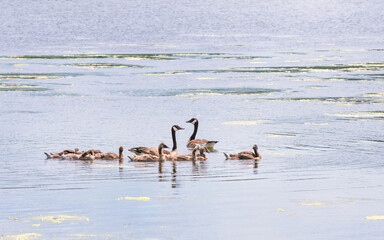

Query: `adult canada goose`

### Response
(167, 125, 184, 161)
(176, 145, 201, 161)
(129, 142, 169, 162)
(79, 151, 95, 161)
(224, 144, 262, 160)
(186, 118, 218, 149)
(128, 125, 184, 158)
(103, 146, 124, 160)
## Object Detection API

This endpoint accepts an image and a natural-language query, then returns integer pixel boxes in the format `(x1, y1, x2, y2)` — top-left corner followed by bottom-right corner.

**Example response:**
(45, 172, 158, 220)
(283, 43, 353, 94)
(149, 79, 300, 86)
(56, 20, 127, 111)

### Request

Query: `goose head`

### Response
(253, 144, 258, 151)
(119, 146, 124, 153)
(159, 142, 169, 149)
(186, 118, 198, 125)
(172, 125, 184, 132)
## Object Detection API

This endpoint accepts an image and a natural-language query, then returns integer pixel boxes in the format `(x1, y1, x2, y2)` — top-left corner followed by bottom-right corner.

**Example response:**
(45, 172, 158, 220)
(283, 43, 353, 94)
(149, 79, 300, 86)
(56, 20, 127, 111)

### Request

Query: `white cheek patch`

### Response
(173, 126, 178, 132)
(192, 120, 197, 124)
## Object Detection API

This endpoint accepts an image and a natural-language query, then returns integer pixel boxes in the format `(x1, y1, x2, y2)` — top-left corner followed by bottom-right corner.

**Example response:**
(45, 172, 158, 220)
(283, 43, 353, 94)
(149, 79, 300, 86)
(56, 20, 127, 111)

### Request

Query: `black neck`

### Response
(158, 146, 163, 156)
(189, 121, 198, 141)
(172, 128, 177, 151)
(253, 148, 259, 157)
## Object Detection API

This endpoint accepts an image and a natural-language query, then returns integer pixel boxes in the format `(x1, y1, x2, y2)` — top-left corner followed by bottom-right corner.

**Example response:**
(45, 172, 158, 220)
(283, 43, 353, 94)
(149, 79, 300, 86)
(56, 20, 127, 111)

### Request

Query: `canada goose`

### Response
(61, 153, 81, 160)
(186, 118, 218, 149)
(128, 146, 170, 156)
(129, 125, 184, 157)
(94, 152, 105, 159)
(79, 151, 95, 161)
(196, 146, 209, 161)
(44, 152, 61, 159)
(103, 146, 124, 160)
(58, 148, 80, 155)
(186, 145, 208, 160)
(167, 125, 184, 161)
(224, 144, 262, 160)
(175, 145, 201, 161)
(129, 142, 169, 162)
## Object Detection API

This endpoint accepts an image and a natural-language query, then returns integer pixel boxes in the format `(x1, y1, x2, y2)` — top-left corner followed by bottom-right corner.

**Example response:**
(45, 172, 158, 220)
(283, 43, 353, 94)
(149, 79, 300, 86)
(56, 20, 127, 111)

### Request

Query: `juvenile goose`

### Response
(196, 146, 209, 161)
(58, 148, 80, 155)
(129, 142, 169, 162)
(186, 145, 208, 160)
(186, 118, 218, 149)
(103, 146, 124, 160)
(44, 152, 61, 159)
(224, 144, 262, 160)
(79, 151, 95, 161)
(61, 153, 81, 160)
(176, 145, 201, 161)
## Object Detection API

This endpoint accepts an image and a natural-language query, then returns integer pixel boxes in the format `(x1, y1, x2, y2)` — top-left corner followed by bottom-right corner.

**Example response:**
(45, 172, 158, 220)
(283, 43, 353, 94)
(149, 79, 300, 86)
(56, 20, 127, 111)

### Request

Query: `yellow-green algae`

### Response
(0, 233, 41, 240)
(31, 214, 90, 224)
(116, 196, 150, 201)
(365, 216, 384, 220)
(222, 120, 270, 125)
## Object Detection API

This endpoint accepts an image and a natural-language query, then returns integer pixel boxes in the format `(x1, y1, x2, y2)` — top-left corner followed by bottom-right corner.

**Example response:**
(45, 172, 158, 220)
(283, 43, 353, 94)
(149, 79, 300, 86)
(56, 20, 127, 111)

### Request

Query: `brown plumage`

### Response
(79, 151, 95, 161)
(224, 145, 262, 160)
(186, 118, 218, 149)
(175, 145, 201, 161)
(103, 146, 124, 160)
(61, 153, 81, 160)
(129, 143, 169, 162)
(44, 152, 61, 159)
(129, 125, 183, 158)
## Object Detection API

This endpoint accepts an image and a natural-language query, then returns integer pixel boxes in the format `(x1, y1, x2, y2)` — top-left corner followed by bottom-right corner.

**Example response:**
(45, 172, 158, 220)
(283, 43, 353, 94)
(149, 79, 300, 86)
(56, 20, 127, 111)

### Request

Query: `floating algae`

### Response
(31, 214, 90, 224)
(116, 197, 150, 201)
(0, 233, 42, 240)
(365, 216, 384, 220)
(222, 120, 270, 126)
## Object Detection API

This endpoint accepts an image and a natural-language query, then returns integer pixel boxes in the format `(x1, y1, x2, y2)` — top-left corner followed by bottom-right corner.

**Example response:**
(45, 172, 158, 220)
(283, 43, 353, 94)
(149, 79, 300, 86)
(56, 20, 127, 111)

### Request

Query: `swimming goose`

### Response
(176, 145, 201, 161)
(79, 151, 95, 161)
(167, 125, 184, 161)
(61, 153, 81, 160)
(224, 144, 262, 160)
(196, 145, 209, 161)
(44, 152, 61, 159)
(186, 145, 208, 160)
(44, 148, 80, 159)
(186, 118, 218, 149)
(58, 148, 80, 155)
(129, 142, 169, 162)
(103, 146, 124, 160)
(128, 125, 183, 157)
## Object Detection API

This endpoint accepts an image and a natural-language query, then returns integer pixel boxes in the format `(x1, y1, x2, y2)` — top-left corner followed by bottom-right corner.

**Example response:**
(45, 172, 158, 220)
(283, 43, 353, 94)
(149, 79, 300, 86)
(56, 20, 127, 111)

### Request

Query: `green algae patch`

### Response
(0, 233, 42, 240)
(116, 196, 150, 201)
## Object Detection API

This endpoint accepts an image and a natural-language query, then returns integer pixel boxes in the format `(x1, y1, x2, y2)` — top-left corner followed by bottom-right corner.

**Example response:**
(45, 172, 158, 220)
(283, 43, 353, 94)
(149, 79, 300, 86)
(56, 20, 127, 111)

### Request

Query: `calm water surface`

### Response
(1, 0, 384, 239)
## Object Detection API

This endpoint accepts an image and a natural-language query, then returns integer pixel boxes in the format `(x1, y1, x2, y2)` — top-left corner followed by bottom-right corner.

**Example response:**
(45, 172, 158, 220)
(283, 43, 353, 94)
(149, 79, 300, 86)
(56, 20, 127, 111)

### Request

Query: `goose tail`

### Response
(223, 152, 230, 160)
(44, 152, 52, 159)
(205, 141, 218, 149)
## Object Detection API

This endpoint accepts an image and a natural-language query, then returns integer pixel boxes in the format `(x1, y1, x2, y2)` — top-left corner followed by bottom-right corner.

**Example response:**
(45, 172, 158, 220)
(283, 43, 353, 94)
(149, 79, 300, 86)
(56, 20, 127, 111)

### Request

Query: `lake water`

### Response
(1, 0, 384, 239)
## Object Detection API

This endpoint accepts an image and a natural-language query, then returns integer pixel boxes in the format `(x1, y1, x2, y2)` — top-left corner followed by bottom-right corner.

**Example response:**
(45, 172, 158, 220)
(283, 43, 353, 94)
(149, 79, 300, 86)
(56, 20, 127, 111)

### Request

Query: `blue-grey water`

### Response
(1, 0, 384, 239)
